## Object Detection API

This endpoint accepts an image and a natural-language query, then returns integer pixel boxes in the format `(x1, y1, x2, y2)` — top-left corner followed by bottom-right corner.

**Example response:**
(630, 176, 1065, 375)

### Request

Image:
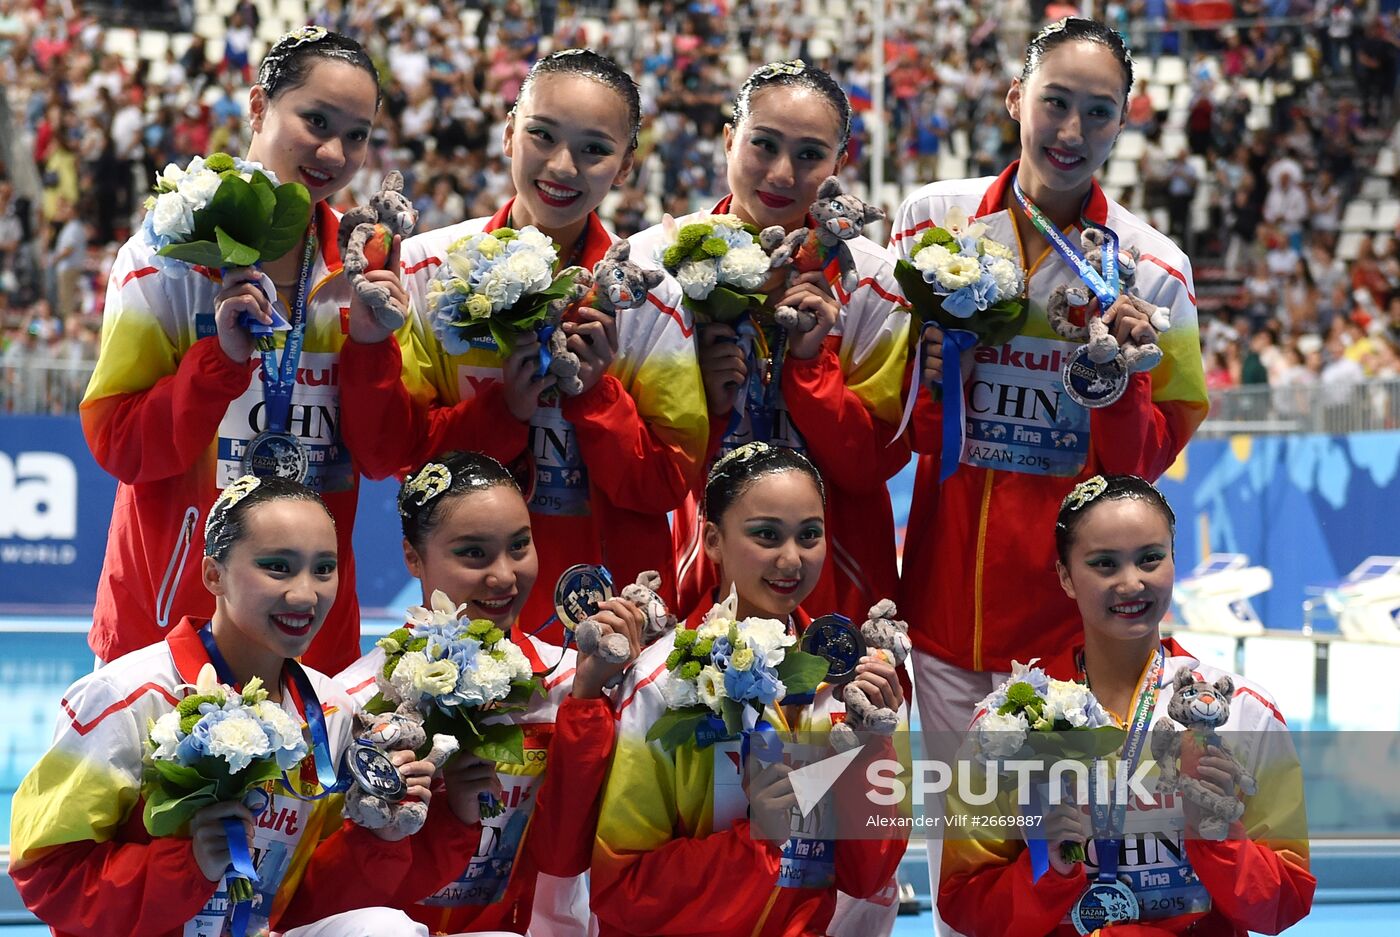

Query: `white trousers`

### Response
(911, 649, 1012, 937)
(528, 871, 594, 937)
(280, 907, 432, 937)
(279, 907, 525, 937)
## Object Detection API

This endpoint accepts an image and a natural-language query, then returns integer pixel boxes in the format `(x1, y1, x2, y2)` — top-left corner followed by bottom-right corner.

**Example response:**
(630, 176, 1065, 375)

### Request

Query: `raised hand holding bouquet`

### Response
(647, 588, 829, 755)
(142, 152, 312, 343)
(426, 225, 585, 393)
(143, 663, 309, 928)
(891, 207, 1029, 479)
(661, 212, 795, 440)
(972, 659, 1123, 879)
(366, 590, 541, 815)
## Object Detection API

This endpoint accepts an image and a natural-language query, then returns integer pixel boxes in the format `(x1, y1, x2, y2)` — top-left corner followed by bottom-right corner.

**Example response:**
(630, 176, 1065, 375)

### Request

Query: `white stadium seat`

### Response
(1340, 201, 1376, 232)
(1154, 56, 1186, 86)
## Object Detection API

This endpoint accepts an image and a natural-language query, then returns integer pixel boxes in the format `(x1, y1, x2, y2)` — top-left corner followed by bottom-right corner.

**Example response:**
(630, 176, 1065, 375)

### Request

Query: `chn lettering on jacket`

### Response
(215, 352, 355, 493)
(526, 401, 590, 517)
(961, 334, 1089, 478)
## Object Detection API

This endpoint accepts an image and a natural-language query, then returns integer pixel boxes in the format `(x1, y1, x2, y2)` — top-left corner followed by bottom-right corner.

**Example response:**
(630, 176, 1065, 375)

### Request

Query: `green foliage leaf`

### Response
(363, 694, 396, 716)
(469, 722, 525, 765)
(260, 182, 312, 263)
(778, 649, 830, 697)
(149, 758, 208, 788)
(247, 170, 277, 220)
(204, 175, 262, 244)
(691, 285, 765, 325)
(143, 784, 220, 837)
(1024, 725, 1127, 762)
(645, 707, 708, 752)
(158, 239, 226, 267)
(216, 227, 261, 268)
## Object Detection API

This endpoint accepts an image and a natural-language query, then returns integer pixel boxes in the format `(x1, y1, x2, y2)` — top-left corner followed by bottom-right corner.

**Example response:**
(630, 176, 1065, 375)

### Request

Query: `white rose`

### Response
(912, 243, 953, 276)
(975, 710, 1029, 760)
(389, 650, 432, 701)
(150, 712, 183, 759)
(986, 257, 1022, 298)
(934, 255, 982, 291)
(177, 170, 222, 210)
(981, 238, 1014, 261)
(206, 710, 273, 773)
(151, 191, 194, 240)
(514, 227, 556, 254)
(675, 259, 719, 299)
(739, 617, 796, 667)
(659, 671, 700, 709)
(718, 244, 771, 291)
(695, 664, 726, 713)
(158, 162, 187, 190)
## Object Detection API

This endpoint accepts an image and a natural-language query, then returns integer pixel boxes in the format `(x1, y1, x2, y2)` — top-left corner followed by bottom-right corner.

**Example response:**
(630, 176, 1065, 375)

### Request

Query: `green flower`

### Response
(484, 627, 504, 646)
(700, 236, 729, 258)
(666, 648, 686, 670)
(674, 629, 697, 649)
(694, 637, 714, 658)
(177, 693, 222, 735)
(204, 152, 236, 173)
(680, 660, 702, 681)
(915, 227, 956, 253)
(467, 619, 493, 638)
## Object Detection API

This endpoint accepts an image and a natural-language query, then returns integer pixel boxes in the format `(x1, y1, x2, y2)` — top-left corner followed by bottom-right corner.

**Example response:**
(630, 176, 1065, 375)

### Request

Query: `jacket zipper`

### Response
(155, 507, 199, 629)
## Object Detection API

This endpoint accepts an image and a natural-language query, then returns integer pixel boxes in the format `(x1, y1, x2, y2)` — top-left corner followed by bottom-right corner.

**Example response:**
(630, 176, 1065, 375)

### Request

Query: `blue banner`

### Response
(0, 416, 116, 614)
(6, 414, 1398, 630)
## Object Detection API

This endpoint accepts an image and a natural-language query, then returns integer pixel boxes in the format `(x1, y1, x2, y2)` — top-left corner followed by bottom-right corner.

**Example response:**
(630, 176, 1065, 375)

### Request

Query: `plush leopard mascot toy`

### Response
(1150, 669, 1258, 840)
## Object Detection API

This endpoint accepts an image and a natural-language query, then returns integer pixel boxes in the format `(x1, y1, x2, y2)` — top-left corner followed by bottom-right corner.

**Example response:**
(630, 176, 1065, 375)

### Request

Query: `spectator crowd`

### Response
(2, 0, 1399, 425)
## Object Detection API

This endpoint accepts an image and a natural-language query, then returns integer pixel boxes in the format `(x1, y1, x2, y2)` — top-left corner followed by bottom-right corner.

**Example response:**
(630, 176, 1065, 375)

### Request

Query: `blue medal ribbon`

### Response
(535, 323, 556, 379)
(1080, 646, 1164, 887)
(221, 816, 260, 937)
(195, 625, 347, 801)
(1010, 179, 1119, 308)
(250, 237, 316, 436)
(936, 328, 978, 482)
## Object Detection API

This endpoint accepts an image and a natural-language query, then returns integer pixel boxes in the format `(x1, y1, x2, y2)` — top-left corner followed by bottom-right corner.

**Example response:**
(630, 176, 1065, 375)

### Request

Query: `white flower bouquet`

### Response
(366, 591, 541, 766)
(972, 659, 1124, 864)
(140, 152, 311, 269)
(426, 226, 584, 356)
(142, 664, 310, 901)
(891, 208, 1028, 370)
(647, 590, 829, 753)
(658, 213, 772, 324)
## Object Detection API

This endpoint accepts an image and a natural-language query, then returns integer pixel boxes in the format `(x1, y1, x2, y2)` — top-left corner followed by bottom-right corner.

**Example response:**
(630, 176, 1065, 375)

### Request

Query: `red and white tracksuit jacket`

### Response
(339, 201, 708, 637)
(890, 164, 1209, 673)
(591, 604, 909, 936)
(8, 618, 479, 937)
(630, 196, 912, 624)
(939, 637, 1315, 936)
(337, 629, 613, 935)
(80, 202, 410, 674)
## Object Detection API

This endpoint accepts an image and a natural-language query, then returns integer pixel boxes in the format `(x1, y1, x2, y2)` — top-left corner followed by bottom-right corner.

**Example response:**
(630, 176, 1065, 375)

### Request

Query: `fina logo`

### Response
(0, 452, 78, 564)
